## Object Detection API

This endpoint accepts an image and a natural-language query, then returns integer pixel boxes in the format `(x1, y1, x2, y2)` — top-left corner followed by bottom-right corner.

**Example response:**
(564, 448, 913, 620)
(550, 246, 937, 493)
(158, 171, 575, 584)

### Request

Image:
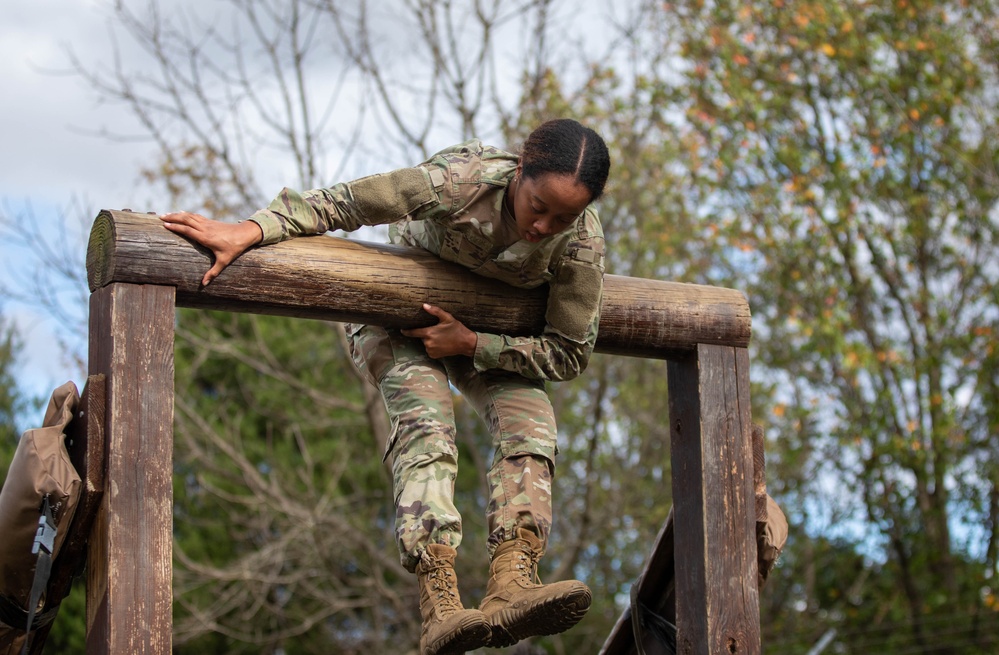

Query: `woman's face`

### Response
(510, 168, 592, 243)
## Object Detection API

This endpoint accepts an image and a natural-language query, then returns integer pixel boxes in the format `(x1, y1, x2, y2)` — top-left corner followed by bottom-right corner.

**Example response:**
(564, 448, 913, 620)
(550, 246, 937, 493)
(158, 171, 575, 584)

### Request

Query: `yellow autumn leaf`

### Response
(821, 43, 836, 56)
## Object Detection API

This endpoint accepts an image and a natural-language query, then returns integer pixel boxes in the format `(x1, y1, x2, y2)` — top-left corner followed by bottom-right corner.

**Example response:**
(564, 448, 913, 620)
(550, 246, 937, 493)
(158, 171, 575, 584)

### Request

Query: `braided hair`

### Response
(520, 119, 611, 202)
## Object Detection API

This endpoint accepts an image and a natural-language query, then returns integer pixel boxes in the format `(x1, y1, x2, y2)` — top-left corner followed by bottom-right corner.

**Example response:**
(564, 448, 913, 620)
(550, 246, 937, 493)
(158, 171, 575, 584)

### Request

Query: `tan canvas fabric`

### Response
(0, 381, 82, 647)
(757, 494, 788, 587)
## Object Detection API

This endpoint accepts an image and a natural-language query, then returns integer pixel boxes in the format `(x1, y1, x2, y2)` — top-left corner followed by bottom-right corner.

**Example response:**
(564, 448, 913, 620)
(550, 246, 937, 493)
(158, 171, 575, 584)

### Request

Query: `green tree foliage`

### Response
(51, 0, 999, 652)
(0, 318, 24, 490)
(657, 0, 999, 650)
(170, 310, 413, 654)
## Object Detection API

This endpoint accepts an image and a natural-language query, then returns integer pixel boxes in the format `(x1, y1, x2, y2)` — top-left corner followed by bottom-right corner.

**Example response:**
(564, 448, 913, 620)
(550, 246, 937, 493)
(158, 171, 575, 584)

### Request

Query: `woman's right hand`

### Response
(159, 212, 263, 287)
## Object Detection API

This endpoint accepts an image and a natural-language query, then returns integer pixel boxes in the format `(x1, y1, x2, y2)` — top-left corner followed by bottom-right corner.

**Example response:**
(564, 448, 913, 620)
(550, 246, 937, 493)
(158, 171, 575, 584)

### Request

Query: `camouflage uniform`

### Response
(248, 140, 605, 572)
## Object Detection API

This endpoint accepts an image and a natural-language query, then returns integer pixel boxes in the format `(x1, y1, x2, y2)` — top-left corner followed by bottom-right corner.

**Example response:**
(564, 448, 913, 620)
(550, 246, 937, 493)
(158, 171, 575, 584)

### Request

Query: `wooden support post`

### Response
(86, 283, 175, 655)
(667, 344, 760, 655)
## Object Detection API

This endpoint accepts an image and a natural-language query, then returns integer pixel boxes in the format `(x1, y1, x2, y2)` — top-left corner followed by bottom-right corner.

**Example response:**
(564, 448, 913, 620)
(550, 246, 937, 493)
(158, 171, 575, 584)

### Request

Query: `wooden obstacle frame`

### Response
(75, 210, 762, 654)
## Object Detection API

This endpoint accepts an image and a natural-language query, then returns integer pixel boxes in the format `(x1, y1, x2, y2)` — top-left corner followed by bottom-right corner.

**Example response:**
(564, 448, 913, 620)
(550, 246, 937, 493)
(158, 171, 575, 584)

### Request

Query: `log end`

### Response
(86, 210, 117, 291)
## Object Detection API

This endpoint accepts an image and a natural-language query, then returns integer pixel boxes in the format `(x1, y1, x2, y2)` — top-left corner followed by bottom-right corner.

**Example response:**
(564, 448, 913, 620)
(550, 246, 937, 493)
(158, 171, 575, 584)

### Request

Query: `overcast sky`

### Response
(0, 0, 621, 426)
(2, 1, 370, 421)
(2, 1, 157, 423)
(3, 3, 142, 201)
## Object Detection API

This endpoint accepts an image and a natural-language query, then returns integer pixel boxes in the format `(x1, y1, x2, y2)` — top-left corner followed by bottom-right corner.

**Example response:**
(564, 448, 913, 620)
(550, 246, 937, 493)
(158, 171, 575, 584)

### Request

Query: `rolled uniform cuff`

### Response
(246, 211, 285, 245)
(472, 332, 504, 371)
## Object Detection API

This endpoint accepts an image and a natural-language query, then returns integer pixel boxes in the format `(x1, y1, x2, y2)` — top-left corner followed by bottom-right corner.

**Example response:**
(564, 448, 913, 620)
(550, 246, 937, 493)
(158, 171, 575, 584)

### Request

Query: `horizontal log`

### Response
(87, 210, 751, 359)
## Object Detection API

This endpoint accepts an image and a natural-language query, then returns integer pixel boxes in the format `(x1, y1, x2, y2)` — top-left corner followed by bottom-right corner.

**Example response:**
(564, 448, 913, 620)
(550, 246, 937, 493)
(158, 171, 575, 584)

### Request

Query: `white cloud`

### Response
(0, 0, 635, 422)
(1, 3, 165, 215)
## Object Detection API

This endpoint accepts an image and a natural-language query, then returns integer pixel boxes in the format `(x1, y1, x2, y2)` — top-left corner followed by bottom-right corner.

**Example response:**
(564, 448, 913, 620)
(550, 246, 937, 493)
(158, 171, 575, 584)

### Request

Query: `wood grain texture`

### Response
(84, 211, 762, 653)
(752, 424, 768, 523)
(87, 210, 751, 359)
(602, 425, 773, 653)
(87, 284, 175, 655)
(600, 349, 763, 655)
(667, 345, 760, 655)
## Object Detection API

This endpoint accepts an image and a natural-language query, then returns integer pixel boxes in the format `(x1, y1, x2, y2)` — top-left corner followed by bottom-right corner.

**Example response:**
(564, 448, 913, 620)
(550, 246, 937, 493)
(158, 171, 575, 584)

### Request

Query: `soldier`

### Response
(161, 118, 611, 655)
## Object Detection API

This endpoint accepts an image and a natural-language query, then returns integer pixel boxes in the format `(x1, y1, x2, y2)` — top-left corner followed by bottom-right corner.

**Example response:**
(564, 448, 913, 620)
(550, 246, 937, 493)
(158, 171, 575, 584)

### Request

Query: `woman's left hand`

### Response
(401, 304, 478, 359)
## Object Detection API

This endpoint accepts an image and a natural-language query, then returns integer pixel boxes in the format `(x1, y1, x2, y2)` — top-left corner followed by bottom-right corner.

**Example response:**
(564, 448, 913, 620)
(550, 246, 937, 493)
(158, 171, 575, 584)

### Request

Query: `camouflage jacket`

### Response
(248, 139, 605, 382)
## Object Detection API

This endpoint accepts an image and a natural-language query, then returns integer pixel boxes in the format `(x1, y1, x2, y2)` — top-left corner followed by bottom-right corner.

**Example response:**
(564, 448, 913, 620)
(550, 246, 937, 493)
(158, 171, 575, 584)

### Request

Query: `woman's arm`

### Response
(469, 307, 602, 382)
(471, 212, 606, 382)
(400, 304, 478, 358)
(159, 211, 263, 286)
(247, 167, 441, 244)
(398, 301, 600, 383)
(158, 164, 446, 285)
(405, 233, 606, 382)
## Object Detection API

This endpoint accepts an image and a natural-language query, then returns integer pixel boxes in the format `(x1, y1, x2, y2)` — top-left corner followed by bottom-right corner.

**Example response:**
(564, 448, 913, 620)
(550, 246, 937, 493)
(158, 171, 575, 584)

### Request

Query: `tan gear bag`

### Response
(0, 382, 82, 654)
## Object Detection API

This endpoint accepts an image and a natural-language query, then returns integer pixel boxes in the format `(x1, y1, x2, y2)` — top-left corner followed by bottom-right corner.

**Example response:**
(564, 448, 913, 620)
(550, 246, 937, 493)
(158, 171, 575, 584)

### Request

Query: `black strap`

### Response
(0, 596, 58, 632)
(630, 580, 677, 655)
(20, 496, 57, 655)
(635, 600, 677, 655)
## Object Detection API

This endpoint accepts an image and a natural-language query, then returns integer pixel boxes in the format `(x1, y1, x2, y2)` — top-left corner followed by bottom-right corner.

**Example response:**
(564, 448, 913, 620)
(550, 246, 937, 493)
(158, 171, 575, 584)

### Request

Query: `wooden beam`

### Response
(86, 210, 751, 360)
(667, 344, 760, 655)
(83, 211, 763, 653)
(87, 283, 175, 655)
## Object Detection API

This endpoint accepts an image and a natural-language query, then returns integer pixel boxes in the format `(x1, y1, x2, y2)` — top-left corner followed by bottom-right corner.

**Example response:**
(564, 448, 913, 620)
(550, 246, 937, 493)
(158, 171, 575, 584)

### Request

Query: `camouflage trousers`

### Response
(347, 324, 557, 573)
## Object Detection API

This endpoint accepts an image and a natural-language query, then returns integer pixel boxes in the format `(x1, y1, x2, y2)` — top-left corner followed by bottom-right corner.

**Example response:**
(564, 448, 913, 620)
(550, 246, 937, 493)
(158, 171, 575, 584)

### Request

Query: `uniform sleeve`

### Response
(246, 165, 447, 244)
(471, 214, 605, 382)
(471, 309, 601, 382)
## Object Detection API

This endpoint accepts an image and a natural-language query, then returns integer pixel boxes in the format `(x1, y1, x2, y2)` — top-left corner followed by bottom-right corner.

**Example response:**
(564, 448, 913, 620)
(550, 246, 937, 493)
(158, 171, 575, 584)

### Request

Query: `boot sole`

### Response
(487, 583, 592, 647)
(425, 614, 492, 655)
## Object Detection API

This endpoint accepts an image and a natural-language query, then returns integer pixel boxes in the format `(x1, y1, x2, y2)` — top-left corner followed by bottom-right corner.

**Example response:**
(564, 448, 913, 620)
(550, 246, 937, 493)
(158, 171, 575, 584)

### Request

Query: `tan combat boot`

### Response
(479, 528, 591, 647)
(416, 544, 491, 655)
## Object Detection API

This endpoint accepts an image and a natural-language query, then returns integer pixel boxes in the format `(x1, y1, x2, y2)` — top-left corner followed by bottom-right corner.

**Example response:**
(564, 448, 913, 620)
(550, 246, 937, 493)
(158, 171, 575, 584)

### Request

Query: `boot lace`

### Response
(514, 548, 543, 586)
(429, 566, 462, 613)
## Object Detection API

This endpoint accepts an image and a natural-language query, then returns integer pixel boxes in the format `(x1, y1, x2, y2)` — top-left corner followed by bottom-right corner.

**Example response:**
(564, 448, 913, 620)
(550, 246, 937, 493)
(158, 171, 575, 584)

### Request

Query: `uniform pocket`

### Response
(433, 221, 492, 265)
(382, 418, 401, 463)
(347, 325, 395, 386)
(489, 379, 559, 462)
